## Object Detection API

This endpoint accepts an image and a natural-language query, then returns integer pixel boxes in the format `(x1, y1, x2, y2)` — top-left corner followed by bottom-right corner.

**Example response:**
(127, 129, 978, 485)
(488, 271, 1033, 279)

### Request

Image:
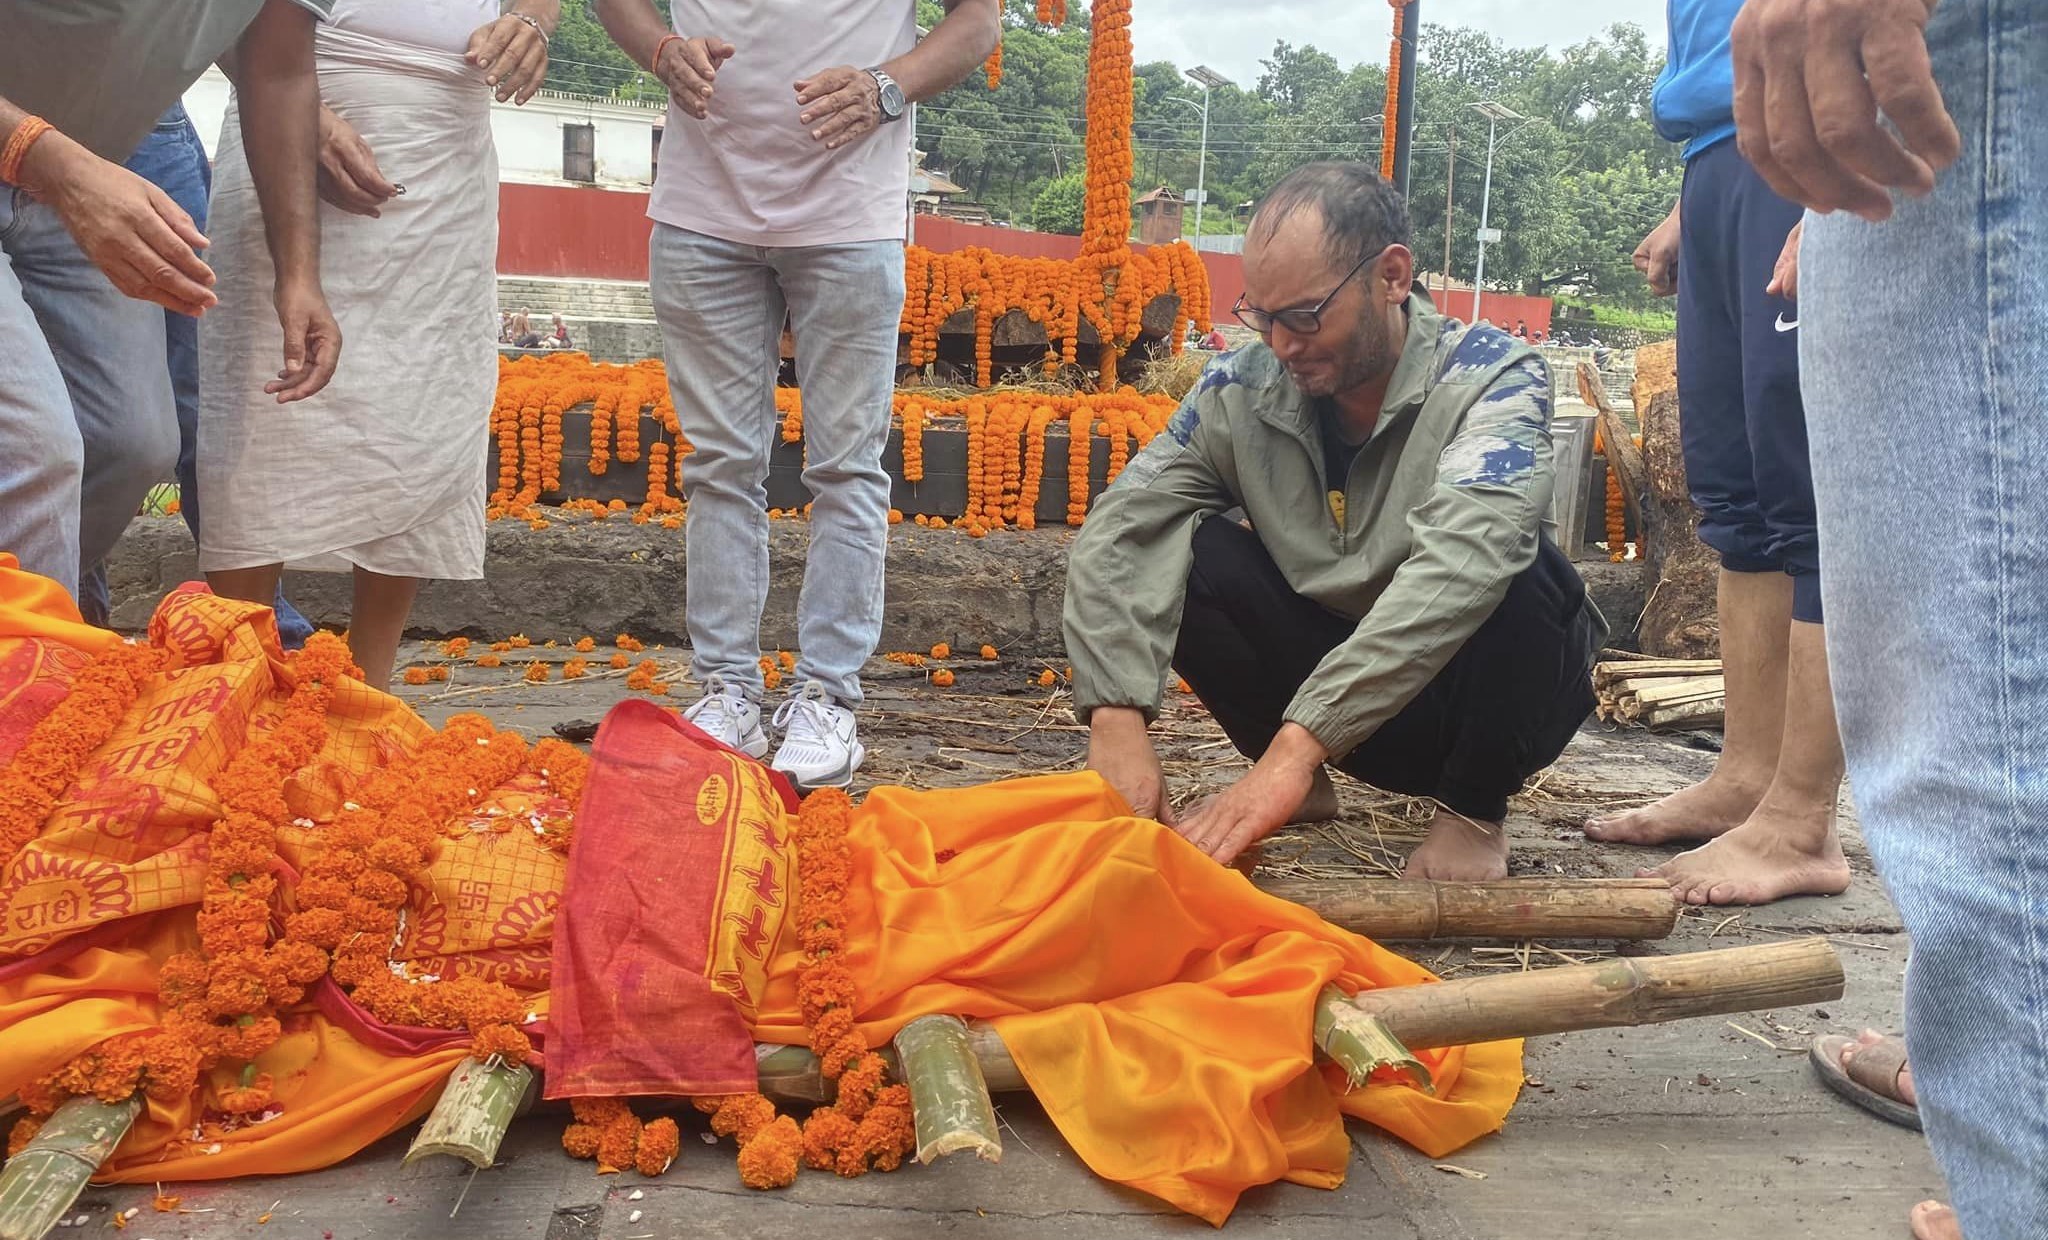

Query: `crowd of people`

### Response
(0, 1, 2034, 1236)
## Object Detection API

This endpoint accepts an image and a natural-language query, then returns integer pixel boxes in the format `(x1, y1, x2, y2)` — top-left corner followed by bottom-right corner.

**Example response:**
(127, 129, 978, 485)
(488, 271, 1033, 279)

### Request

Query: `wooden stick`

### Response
(1644, 700, 1725, 731)
(1629, 676, 1726, 707)
(1257, 877, 1679, 941)
(1343, 939, 1843, 1050)
(1594, 659, 1722, 687)
(403, 1057, 536, 1169)
(893, 1016, 1002, 1165)
(1578, 361, 1647, 522)
(0, 1096, 140, 1240)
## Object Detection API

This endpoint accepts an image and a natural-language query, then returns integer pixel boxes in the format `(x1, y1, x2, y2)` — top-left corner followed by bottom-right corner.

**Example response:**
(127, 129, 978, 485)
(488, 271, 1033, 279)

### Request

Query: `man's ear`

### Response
(1376, 244, 1415, 305)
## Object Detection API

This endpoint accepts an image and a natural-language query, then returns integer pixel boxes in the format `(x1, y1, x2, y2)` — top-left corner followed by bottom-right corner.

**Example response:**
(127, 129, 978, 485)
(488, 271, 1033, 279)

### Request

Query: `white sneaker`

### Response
(770, 681, 866, 790)
(683, 677, 769, 759)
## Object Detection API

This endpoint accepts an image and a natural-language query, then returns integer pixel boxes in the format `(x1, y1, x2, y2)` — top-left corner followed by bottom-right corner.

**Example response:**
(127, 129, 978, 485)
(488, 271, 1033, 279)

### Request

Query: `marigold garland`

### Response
(0, 641, 165, 878)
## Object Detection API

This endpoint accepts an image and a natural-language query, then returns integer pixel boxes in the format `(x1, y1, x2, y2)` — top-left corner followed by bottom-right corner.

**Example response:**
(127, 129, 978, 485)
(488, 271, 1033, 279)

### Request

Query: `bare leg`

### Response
(1649, 618, 1850, 904)
(1585, 569, 1790, 844)
(207, 564, 285, 609)
(348, 568, 422, 689)
(1402, 806, 1509, 882)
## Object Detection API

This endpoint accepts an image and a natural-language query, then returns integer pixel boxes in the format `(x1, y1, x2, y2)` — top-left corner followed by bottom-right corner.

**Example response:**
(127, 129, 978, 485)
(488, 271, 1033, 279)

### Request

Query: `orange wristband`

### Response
(652, 33, 683, 72)
(0, 116, 53, 187)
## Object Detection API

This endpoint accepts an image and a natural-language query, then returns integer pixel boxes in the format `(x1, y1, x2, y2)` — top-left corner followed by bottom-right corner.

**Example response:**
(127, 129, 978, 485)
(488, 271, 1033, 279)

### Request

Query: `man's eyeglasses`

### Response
(1232, 247, 1384, 336)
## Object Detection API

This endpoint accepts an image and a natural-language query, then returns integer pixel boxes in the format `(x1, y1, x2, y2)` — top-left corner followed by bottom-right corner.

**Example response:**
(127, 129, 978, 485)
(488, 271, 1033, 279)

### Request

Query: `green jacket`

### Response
(1063, 293, 1606, 757)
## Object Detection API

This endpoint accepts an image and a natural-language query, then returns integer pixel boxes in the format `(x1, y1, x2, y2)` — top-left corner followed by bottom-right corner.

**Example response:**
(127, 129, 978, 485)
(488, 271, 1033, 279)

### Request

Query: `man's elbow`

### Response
(946, 0, 1004, 59)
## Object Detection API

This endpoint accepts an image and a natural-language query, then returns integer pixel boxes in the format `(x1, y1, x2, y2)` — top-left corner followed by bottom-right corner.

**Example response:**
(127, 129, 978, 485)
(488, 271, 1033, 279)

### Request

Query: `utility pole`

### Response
(1441, 127, 1457, 300)
(1469, 100, 1524, 324)
(1184, 66, 1231, 241)
(1390, 1, 1419, 197)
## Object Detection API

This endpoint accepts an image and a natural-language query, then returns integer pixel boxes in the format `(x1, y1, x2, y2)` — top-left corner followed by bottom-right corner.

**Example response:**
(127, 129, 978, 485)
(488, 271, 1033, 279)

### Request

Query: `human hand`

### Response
(1632, 204, 1680, 298)
(268, 278, 341, 402)
(794, 66, 882, 150)
(1731, 0, 1961, 220)
(1175, 740, 1323, 867)
(656, 35, 736, 119)
(466, 12, 551, 105)
(24, 135, 217, 316)
(1766, 220, 1803, 299)
(315, 106, 400, 218)
(1086, 708, 1174, 824)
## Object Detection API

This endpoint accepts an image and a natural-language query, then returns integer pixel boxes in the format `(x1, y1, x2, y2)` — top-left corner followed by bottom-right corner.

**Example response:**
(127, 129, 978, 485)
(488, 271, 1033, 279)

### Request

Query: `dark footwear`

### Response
(1810, 1033, 1921, 1131)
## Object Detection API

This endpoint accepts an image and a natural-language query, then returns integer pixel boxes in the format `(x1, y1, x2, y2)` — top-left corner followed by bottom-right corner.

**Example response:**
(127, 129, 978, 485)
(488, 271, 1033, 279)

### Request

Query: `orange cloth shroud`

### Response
(0, 559, 1519, 1223)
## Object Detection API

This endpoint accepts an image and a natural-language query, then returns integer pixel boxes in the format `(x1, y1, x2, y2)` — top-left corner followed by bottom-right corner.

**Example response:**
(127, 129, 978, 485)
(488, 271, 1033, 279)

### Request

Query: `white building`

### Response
(182, 68, 668, 189)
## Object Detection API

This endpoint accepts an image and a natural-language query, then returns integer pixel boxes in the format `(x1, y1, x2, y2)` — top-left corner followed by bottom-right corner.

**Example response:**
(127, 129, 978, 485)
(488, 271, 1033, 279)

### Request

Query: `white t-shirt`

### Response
(328, 0, 495, 54)
(647, 0, 918, 248)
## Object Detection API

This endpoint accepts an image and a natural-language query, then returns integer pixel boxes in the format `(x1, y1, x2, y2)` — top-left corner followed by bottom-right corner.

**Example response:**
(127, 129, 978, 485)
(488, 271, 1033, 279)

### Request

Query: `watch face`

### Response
(880, 81, 906, 116)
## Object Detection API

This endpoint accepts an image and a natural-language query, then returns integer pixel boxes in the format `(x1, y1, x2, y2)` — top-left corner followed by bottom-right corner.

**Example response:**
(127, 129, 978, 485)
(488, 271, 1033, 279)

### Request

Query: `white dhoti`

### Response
(198, 26, 496, 580)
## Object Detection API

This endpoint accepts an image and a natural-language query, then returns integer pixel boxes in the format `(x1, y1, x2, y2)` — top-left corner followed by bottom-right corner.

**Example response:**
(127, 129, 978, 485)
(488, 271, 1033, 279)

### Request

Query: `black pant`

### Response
(1172, 518, 1599, 821)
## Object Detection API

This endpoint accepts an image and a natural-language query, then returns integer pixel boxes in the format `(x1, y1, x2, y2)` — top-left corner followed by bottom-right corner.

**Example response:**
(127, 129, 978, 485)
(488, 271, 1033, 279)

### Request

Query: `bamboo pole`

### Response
(1257, 877, 1679, 941)
(1343, 938, 1843, 1049)
(0, 1097, 140, 1240)
(892, 1016, 1001, 1164)
(1316, 985, 1431, 1093)
(755, 942, 1838, 1104)
(1578, 361, 1647, 522)
(403, 1057, 536, 1169)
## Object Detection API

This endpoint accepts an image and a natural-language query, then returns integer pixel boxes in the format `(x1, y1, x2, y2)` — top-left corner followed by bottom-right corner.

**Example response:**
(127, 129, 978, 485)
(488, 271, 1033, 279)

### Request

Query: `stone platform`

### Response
(106, 515, 1650, 653)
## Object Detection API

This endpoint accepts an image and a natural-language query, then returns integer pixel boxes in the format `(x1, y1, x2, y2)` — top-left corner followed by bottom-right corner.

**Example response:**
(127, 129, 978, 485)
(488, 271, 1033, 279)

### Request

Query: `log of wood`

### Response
(0, 1097, 140, 1240)
(1643, 699, 1727, 732)
(1629, 676, 1725, 707)
(1344, 939, 1842, 1050)
(1577, 362, 1647, 527)
(403, 1057, 536, 1169)
(1635, 343, 1720, 657)
(1593, 658, 1722, 689)
(1256, 877, 1679, 941)
(893, 1016, 1002, 1165)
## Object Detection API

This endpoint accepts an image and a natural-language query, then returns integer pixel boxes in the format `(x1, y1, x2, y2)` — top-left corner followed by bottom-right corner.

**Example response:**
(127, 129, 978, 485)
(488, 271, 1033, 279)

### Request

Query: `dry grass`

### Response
(1135, 348, 1209, 400)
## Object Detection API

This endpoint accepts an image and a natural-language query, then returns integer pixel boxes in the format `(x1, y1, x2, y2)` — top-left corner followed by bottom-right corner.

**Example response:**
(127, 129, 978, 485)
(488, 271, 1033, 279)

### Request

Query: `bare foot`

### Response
(1402, 809, 1509, 882)
(1183, 767, 1339, 827)
(1841, 1029, 1917, 1106)
(1910, 1202, 1961, 1240)
(1645, 806, 1850, 905)
(1584, 772, 1767, 846)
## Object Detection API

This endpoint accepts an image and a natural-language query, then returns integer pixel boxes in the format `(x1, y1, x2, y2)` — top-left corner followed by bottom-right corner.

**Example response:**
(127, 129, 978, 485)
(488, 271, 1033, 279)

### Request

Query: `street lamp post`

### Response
(1183, 65, 1231, 242)
(1468, 100, 1524, 325)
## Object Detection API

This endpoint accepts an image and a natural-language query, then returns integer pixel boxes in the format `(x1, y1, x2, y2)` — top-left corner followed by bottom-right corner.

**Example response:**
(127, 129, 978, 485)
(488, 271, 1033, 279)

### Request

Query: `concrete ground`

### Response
(63, 641, 1939, 1240)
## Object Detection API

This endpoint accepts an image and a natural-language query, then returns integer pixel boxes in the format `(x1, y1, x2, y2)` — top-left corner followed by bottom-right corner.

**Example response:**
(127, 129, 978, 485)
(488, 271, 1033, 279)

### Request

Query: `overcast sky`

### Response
(1133, 0, 1670, 92)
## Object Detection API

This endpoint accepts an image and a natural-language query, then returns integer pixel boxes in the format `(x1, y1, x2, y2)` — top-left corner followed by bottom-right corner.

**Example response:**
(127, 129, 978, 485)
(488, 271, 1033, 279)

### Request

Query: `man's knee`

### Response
(1187, 514, 1266, 601)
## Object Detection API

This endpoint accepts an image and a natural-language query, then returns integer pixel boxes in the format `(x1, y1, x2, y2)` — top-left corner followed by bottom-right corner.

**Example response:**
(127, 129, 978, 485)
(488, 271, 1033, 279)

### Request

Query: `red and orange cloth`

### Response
(0, 556, 1519, 1224)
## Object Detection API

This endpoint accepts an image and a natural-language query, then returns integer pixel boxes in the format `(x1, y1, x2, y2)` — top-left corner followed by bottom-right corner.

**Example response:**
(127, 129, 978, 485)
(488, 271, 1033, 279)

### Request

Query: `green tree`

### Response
(545, 2, 670, 98)
(1032, 172, 1086, 234)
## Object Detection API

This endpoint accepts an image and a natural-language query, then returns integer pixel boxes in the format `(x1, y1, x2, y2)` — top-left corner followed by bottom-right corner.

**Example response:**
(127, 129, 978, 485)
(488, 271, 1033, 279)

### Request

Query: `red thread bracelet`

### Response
(0, 116, 54, 187)
(652, 33, 683, 72)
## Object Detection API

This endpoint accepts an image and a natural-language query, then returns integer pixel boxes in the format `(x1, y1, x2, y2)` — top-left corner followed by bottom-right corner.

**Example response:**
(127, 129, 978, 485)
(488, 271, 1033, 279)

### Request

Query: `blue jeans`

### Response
(649, 224, 903, 706)
(1676, 138, 1822, 622)
(82, 105, 312, 645)
(0, 175, 176, 606)
(1800, 3, 2048, 1237)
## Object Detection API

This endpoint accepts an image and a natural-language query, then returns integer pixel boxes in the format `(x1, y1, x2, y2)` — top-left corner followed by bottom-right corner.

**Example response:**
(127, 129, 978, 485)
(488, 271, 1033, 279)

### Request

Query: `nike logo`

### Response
(1774, 314, 1799, 333)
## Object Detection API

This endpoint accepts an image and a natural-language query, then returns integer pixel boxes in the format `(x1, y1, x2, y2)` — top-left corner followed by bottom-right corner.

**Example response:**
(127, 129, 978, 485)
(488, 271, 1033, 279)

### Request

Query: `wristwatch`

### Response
(866, 68, 907, 123)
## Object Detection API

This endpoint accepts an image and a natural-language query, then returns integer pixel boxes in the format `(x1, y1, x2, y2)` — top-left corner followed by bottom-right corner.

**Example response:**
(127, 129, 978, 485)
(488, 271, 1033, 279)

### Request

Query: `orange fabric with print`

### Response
(0, 562, 1518, 1224)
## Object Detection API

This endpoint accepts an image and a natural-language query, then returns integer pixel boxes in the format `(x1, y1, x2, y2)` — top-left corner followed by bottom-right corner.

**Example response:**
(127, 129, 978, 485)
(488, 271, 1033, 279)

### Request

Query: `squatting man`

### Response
(1064, 161, 1604, 882)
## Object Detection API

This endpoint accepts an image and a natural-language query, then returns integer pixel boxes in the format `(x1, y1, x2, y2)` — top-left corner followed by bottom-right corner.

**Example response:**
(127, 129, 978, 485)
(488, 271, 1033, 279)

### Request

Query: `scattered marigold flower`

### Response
(574, 636, 596, 652)
(930, 643, 950, 659)
(428, 666, 450, 682)
(507, 635, 531, 649)
(1037, 669, 1057, 687)
(441, 637, 471, 658)
(636, 1116, 680, 1176)
(615, 634, 645, 652)
(1175, 676, 1193, 693)
(887, 509, 903, 525)
(931, 669, 955, 688)
(402, 667, 430, 685)
(563, 658, 590, 680)
(914, 514, 929, 527)
(737, 1116, 803, 1190)
(524, 662, 550, 683)
(152, 1194, 181, 1213)
(476, 653, 504, 668)
(660, 516, 682, 529)
(777, 651, 796, 671)
(608, 653, 630, 670)
(979, 644, 998, 660)
(647, 681, 671, 696)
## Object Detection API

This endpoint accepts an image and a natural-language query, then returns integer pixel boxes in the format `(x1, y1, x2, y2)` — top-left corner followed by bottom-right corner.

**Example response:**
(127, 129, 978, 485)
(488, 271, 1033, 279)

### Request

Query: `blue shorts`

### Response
(1676, 138, 1823, 622)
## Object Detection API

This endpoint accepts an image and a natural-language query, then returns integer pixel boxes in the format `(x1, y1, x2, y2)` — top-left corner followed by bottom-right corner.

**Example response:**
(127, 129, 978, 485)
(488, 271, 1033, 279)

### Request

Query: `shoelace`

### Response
(686, 687, 744, 735)
(772, 692, 837, 753)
